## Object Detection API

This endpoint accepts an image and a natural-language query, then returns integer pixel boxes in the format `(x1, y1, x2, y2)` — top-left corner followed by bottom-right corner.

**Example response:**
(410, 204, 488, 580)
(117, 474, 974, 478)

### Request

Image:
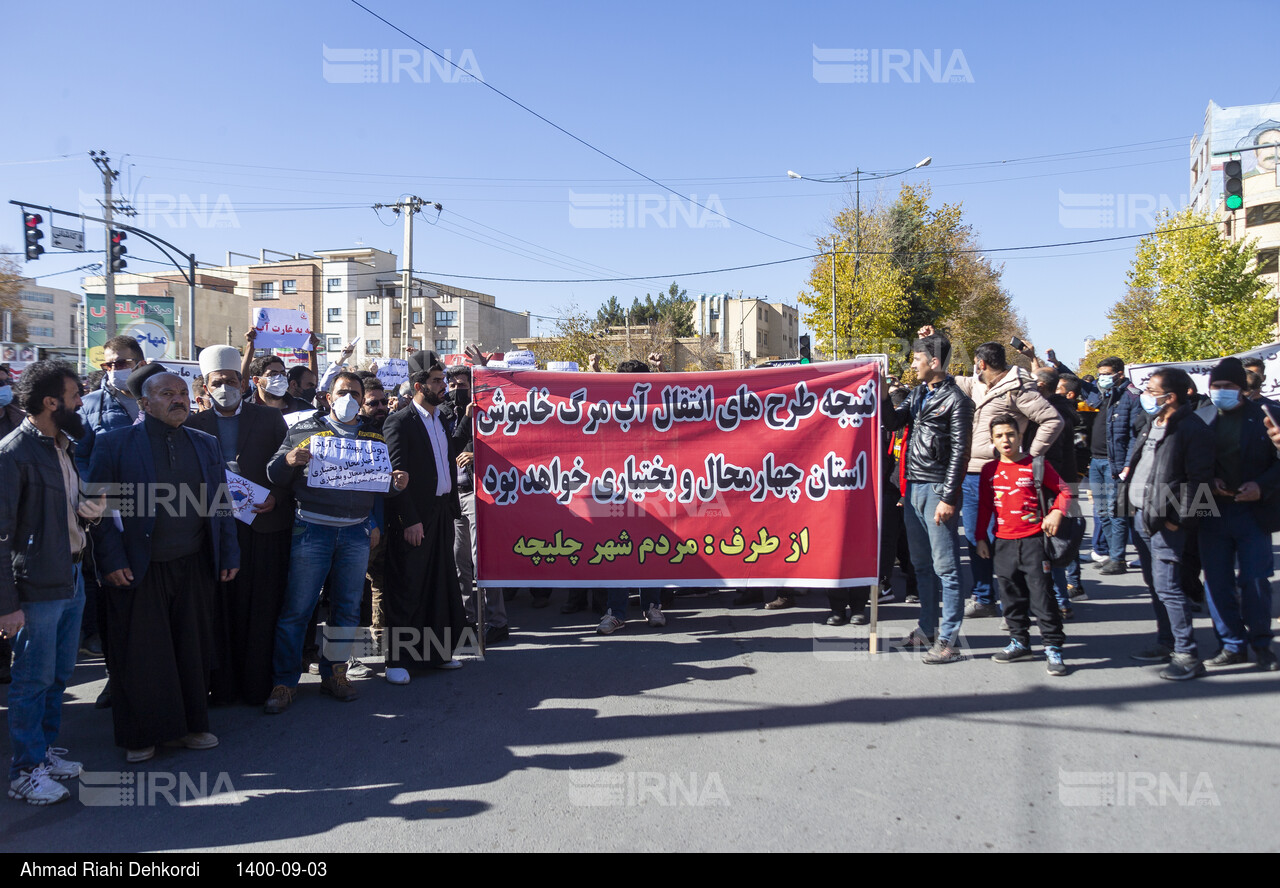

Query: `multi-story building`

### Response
(8, 281, 82, 362)
(1190, 100, 1280, 295)
(692, 292, 802, 367)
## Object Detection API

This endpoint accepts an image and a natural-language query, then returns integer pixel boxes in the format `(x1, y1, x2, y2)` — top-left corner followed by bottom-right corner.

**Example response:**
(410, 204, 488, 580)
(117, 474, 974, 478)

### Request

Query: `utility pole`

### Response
(90, 151, 135, 341)
(372, 196, 440, 358)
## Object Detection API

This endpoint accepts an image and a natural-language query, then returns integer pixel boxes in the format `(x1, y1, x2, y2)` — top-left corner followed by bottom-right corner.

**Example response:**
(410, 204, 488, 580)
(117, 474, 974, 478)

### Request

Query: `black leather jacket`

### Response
(0, 421, 89, 614)
(887, 377, 974, 506)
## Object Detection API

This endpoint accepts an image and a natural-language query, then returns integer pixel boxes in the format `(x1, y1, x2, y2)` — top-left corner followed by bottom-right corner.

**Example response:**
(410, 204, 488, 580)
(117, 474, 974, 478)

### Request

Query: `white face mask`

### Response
(210, 384, 241, 410)
(331, 393, 360, 423)
(262, 375, 289, 398)
(107, 369, 133, 392)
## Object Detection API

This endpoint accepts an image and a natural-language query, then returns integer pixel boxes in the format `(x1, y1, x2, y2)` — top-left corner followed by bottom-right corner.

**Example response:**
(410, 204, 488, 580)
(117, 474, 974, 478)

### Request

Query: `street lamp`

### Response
(788, 156, 931, 359)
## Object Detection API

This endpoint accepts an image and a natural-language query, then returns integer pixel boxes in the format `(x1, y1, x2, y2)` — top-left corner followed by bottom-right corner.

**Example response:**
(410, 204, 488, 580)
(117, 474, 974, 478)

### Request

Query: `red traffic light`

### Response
(24, 212, 42, 228)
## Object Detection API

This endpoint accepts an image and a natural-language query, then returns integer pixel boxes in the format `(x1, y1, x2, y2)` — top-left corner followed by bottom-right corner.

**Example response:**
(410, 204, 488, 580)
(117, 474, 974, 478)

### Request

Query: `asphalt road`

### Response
(2, 532, 1278, 853)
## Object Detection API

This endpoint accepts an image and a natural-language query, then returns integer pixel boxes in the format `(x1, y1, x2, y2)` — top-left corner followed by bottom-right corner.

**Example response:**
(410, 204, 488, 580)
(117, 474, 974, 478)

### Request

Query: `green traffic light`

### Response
(1226, 194, 1243, 210)
(799, 358, 810, 364)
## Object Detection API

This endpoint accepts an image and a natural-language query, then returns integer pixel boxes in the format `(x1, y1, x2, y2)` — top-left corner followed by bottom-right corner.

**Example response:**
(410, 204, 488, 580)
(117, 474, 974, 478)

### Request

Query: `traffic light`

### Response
(799, 334, 811, 364)
(1224, 158, 1243, 211)
(109, 229, 128, 272)
(23, 212, 44, 261)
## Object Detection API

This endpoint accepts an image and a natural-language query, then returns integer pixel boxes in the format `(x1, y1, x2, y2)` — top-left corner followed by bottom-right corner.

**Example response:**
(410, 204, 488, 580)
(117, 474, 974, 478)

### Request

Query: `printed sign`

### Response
(473, 361, 882, 589)
(306, 434, 393, 492)
(1129, 342, 1280, 400)
(376, 358, 409, 389)
(252, 308, 312, 350)
(226, 470, 270, 525)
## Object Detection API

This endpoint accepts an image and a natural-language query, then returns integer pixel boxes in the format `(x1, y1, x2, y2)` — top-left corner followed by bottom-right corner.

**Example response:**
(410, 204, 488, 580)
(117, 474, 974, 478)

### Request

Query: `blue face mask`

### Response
(0, 385, 11, 408)
(1140, 392, 1167, 415)
(1210, 389, 1240, 411)
(1096, 374, 1115, 391)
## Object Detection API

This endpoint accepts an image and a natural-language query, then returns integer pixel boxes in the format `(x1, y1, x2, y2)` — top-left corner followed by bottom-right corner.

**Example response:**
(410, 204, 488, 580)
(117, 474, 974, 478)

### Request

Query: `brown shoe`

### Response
(764, 595, 795, 610)
(263, 684, 296, 715)
(320, 664, 359, 702)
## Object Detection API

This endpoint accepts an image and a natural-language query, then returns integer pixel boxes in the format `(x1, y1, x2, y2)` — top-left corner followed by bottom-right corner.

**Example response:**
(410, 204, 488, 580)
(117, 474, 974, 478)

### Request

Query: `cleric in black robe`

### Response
(186, 345, 292, 705)
(381, 364, 468, 680)
(88, 372, 239, 761)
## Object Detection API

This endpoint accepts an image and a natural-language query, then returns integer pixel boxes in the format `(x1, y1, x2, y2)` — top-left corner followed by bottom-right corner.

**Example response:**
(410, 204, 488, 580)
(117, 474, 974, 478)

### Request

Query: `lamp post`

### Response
(788, 156, 931, 359)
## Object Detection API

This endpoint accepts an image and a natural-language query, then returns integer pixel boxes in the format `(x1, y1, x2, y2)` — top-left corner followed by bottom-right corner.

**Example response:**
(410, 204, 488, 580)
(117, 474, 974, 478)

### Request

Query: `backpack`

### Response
(1031, 456, 1085, 568)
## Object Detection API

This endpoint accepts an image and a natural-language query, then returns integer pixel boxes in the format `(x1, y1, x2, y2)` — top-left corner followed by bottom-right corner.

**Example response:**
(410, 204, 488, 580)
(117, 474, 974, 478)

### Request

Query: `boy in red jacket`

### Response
(975, 416, 1072, 675)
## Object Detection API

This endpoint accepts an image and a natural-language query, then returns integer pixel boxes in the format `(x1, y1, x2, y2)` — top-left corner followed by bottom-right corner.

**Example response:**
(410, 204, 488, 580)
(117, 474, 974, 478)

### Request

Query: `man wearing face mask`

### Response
(1090, 357, 1143, 575)
(264, 372, 408, 713)
(1119, 367, 1213, 680)
(287, 366, 318, 408)
(0, 364, 24, 439)
(186, 346, 293, 704)
(248, 356, 311, 414)
(1193, 357, 1280, 672)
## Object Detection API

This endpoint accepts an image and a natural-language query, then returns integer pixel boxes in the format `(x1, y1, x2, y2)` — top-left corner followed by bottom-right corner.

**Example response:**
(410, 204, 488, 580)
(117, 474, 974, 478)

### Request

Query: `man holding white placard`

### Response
(263, 372, 407, 714)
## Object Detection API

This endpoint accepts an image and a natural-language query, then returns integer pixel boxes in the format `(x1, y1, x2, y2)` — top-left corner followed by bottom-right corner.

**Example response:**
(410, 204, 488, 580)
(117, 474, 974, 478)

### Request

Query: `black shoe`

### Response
(1204, 648, 1248, 668)
(484, 625, 510, 645)
(95, 679, 112, 709)
(732, 590, 763, 607)
(1097, 560, 1127, 575)
(824, 613, 849, 626)
(1255, 649, 1279, 672)
(1159, 652, 1205, 681)
(849, 613, 869, 626)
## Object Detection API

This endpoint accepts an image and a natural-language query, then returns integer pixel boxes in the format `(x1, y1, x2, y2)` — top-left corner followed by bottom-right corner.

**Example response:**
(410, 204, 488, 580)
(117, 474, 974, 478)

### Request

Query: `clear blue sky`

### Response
(4, 0, 1278, 367)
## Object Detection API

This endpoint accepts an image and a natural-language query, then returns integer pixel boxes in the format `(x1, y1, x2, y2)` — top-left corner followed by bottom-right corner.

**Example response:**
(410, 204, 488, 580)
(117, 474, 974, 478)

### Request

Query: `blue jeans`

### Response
(272, 518, 371, 686)
(903, 481, 965, 644)
(606, 588, 660, 621)
(1132, 510, 1197, 655)
(8, 564, 84, 780)
(1199, 502, 1275, 653)
(961, 473, 995, 604)
(1089, 458, 1128, 561)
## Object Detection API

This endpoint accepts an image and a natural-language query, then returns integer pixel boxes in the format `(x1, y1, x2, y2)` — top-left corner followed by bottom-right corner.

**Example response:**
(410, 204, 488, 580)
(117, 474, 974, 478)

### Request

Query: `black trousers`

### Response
(993, 536, 1065, 647)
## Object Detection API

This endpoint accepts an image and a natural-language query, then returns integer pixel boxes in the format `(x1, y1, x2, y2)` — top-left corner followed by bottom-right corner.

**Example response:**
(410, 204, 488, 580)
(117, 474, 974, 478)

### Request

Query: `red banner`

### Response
(473, 361, 881, 588)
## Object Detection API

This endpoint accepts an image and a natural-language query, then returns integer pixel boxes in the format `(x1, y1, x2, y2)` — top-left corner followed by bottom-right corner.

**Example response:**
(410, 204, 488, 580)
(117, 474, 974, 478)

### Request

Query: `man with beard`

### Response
(1, 362, 105, 804)
(185, 346, 291, 704)
(89, 373, 240, 761)
(0, 364, 23, 439)
(382, 365, 469, 681)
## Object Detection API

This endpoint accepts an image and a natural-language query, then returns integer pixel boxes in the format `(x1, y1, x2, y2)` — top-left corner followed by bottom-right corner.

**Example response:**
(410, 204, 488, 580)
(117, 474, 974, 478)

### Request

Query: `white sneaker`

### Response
(43, 748, 82, 780)
(1090, 550, 1109, 563)
(597, 611, 625, 635)
(8, 766, 70, 806)
(877, 589, 896, 603)
(385, 667, 410, 685)
(307, 661, 320, 675)
(346, 657, 372, 679)
(645, 604, 667, 628)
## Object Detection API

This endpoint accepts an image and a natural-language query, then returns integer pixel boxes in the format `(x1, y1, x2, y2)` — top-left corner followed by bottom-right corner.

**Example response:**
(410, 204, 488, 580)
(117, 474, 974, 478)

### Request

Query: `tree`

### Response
(0, 252, 30, 344)
(1087, 208, 1276, 365)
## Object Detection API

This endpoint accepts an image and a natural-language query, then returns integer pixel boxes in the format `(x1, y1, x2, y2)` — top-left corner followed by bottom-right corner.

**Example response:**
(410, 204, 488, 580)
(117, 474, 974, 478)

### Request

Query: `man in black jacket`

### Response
(886, 331, 974, 664)
(1196, 357, 1280, 672)
(1, 361, 102, 804)
(1121, 366, 1214, 680)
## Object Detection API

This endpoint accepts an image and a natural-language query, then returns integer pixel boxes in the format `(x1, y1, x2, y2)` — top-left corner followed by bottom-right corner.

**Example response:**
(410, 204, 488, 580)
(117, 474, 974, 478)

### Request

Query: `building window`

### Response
(282, 279, 297, 294)
(327, 308, 343, 322)
(26, 310, 54, 321)
(327, 335, 343, 352)
(19, 290, 54, 304)
(435, 311, 457, 326)
(435, 339, 457, 353)
(1257, 248, 1279, 276)
(411, 311, 422, 324)
(366, 340, 382, 356)
(29, 326, 54, 338)
(1245, 203, 1280, 228)
(259, 282, 276, 299)
(327, 278, 342, 291)
(365, 310, 380, 325)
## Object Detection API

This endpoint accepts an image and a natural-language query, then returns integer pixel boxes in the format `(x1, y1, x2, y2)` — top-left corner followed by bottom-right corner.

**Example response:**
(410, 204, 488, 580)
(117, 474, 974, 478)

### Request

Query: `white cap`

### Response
(199, 345, 242, 378)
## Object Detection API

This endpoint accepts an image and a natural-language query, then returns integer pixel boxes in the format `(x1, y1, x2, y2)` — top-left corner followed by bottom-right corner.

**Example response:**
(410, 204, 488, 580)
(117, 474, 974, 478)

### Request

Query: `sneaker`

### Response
(1090, 549, 1109, 563)
(386, 667, 410, 685)
(345, 656, 372, 679)
(1067, 585, 1088, 601)
(126, 747, 155, 763)
(596, 611, 625, 635)
(645, 604, 667, 627)
(1159, 652, 1205, 681)
(307, 661, 320, 675)
(1204, 648, 1248, 668)
(904, 593, 919, 604)
(764, 595, 795, 610)
(877, 588, 896, 603)
(320, 663, 359, 701)
(164, 732, 219, 750)
(1255, 649, 1279, 672)
(897, 628, 936, 649)
(1130, 644, 1173, 663)
(1045, 646, 1068, 677)
(43, 748, 82, 780)
(264, 684, 296, 714)
(1098, 560, 1127, 575)
(8, 766, 70, 806)
(992, 639, 1033, 664)
(923, 641, 964, 665)
(1060, 606, 1074, 621)
(964, 600, 1000, 618)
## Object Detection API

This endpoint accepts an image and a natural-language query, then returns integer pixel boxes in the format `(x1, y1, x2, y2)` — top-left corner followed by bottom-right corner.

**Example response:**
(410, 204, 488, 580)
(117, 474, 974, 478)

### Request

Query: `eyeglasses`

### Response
(101, 359, 135, 370)
(366, 398, 389, 407)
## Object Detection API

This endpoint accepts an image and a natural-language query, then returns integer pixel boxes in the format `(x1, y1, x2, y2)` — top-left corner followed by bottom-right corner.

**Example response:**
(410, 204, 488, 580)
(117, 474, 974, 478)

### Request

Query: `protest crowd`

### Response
(1, 324, 1279, 806)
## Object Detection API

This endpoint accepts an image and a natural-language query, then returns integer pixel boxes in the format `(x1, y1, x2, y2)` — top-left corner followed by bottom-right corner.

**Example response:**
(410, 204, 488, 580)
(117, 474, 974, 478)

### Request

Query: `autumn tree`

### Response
(0, 252, 31, 343)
